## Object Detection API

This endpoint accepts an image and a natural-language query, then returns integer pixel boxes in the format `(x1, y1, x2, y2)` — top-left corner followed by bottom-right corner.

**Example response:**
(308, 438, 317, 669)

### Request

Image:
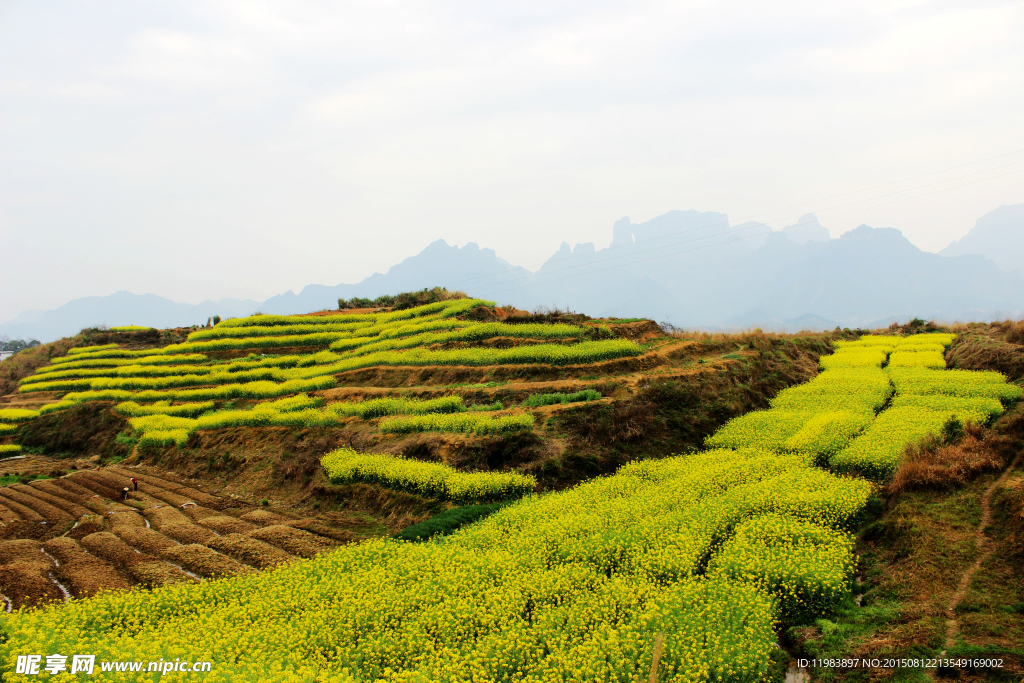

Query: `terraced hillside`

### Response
(1, 296, 831, 604)
(3, 299, 1022, 681)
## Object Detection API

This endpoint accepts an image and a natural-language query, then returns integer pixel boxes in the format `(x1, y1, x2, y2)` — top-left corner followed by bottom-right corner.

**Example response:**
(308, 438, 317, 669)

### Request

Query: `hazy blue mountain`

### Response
(258, 240, 533, 315)
(940, 204, 1024, 273)
(519, 212, 1024, 328)
(782, 214, 830, 244)
(0, 292, 260, 343)
(8, 207, 1024, 343)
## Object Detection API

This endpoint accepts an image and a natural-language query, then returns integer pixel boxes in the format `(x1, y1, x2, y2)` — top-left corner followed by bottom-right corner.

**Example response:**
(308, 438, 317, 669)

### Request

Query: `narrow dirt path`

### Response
(943, 452, 1022, 649)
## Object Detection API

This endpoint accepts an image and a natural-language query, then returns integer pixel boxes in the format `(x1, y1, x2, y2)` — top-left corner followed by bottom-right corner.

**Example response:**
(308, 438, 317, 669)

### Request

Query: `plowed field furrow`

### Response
(21, 483, 91, 517)
(79, 532, 145, 565)
(69, 471, 126, 498)
(65, 516, 105, 540)
(40, 477, 96, 501)
(79, 532, 195, 588)
(184, 506, 224, 523)
(112, 526, 179, 555)
(126, 492, 172, 508)
(127, 560, 197, 587)
(283, 519, 358, 543)
(83, 470, 139, 496)
(43, 537, 131, 598)
(1, 488, 74, 527)
(142, 506, 191, 529)
(0, 492, 46, 523)
(107, 511, 148, 529)
(142, 488, 195, 508)
(160, 523, 218, 545)
(247, 525, 337, 559)
(106, 468, 224, 507)
(205, 533, 297, 569)
(198, 515, 257, 535)
(161, 544, 252, 578)
(80, 497, 136, 517)
(0, 502, 22, 524)
(1, 539, 54, 568)
(239, 509, 289, 525)
(0, 540, 60, 609)
(0, 563, 62, 609)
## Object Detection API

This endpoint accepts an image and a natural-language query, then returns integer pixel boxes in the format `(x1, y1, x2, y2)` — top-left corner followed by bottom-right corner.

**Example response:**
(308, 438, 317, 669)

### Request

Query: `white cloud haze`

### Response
(2, 0, 1023, 322)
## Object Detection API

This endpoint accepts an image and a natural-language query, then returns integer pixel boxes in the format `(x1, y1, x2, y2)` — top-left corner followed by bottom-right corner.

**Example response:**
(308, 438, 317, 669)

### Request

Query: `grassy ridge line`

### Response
(0, 447, 865, 681)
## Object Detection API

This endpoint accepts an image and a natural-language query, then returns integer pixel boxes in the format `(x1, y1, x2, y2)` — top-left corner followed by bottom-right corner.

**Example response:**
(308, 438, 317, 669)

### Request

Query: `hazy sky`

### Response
(2, 0, 1023, 322)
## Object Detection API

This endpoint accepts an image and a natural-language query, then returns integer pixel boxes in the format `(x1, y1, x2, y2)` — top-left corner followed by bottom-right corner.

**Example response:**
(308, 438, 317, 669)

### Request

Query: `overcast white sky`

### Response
(2, 0, 1023, 322)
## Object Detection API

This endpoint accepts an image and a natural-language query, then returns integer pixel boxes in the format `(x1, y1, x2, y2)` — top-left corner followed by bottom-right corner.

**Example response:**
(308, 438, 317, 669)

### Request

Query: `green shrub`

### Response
(395, 503, 505, 541)
(522, 389, 601, 407)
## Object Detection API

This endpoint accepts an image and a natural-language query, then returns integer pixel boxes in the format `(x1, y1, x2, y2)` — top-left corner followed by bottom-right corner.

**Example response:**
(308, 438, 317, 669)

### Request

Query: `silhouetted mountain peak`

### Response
(611, 217, 633, 247)
(782, 214, 830, 243)
(940, 203, 1024, 273)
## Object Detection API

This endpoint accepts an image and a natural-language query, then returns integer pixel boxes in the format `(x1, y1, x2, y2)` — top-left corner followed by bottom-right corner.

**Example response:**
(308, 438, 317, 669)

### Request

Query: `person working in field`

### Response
(131, 477, 138, 492)
(121, 487, 130, 501)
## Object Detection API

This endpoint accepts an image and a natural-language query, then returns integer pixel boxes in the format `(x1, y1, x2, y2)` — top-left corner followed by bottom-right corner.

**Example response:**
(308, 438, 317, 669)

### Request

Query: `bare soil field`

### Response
(0, 462, 362, 610)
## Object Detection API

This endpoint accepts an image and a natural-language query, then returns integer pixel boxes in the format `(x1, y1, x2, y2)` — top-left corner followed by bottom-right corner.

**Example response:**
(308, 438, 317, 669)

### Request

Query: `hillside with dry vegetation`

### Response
(1, 295, 1022, 681)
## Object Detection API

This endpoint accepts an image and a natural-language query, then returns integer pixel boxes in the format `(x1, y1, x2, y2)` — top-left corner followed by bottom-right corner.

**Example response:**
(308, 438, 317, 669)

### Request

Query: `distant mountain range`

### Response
(940, 204, 1024, 273)
(3, 204, 1022, 342)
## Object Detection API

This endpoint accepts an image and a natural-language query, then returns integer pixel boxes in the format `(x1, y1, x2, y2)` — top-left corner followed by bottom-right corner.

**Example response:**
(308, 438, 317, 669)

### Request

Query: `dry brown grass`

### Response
(161, 544, 252, 578)
(0, 488, 73, 526)
(113, 526, 179, 555)
(160, 523, 218, 545)
(44, 536, 130, 597)
(995, 319, 1024, 345)
(889, 424, 1012, 495)
(143, 506, 192, 528)
(248, 525, 336, 558)
(198, 515, 258, 535)
(240, 509, 288, 525)
(205, 533, 296, 569)
(662, 327, 832, 343)
(0, 563, 63, 608)
(997, 476, 1024, 558)
(0, 336, 78, 397)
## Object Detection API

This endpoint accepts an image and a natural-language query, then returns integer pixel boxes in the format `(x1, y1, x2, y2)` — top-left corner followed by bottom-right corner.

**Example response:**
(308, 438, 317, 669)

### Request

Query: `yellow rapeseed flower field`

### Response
(4, 328, 1021, 682)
